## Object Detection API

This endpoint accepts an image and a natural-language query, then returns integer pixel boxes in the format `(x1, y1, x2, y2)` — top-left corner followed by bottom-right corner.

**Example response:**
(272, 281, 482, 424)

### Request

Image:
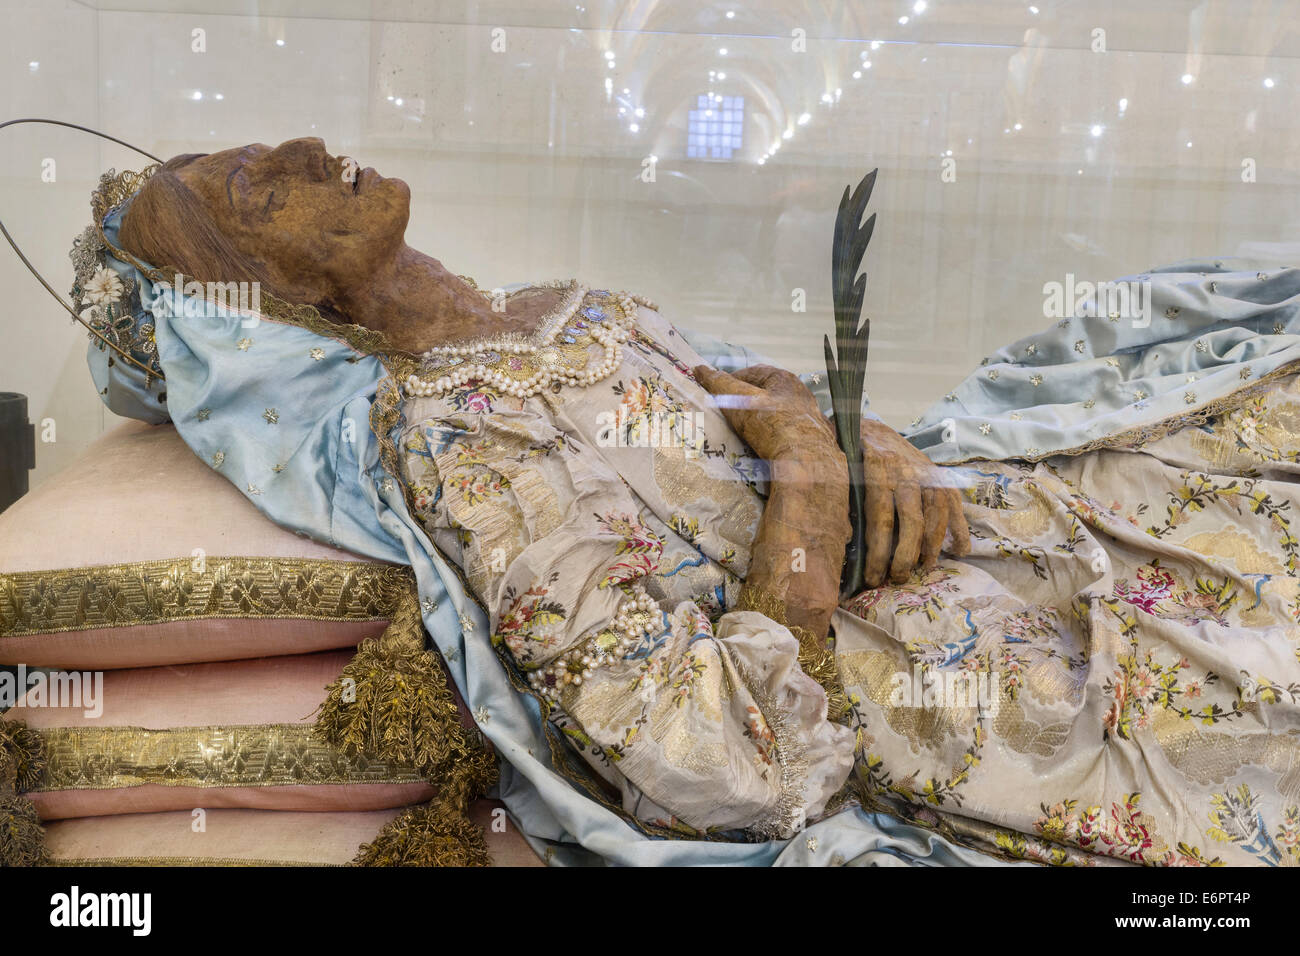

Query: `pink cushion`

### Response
(44, 802, 543, 866)
(0, 421, 399, 669)
(9, 649, 436, 820)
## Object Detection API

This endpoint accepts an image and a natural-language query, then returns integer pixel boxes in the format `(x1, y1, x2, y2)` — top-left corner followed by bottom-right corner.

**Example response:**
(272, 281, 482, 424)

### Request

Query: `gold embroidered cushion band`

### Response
(0, 421, 401, 670)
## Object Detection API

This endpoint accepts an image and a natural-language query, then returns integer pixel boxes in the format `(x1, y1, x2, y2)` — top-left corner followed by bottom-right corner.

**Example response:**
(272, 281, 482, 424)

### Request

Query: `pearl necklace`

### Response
(403, 280, 640, 399)
(528, 582, 660, 704)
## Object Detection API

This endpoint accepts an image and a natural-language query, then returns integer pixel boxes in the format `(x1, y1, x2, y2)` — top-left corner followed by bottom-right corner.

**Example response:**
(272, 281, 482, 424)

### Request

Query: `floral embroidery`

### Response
(1207, 784, 1297, 866)
(1111, 560, 1237, 627)
(494, 572, 567, 658)
(447, 378, 503, 414)
(1034, 794, 1222, 866)
(596, 510, 663, 587)
(610, 374, 688, 446)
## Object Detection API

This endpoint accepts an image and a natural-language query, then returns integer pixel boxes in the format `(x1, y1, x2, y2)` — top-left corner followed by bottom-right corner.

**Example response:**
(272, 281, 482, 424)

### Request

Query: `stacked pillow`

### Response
(0, 422, 533, 866)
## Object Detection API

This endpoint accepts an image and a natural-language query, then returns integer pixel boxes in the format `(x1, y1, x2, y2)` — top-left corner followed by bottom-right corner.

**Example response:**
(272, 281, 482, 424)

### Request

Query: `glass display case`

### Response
(6, 0, 1297, 483)
(2, 0, 1300, 882)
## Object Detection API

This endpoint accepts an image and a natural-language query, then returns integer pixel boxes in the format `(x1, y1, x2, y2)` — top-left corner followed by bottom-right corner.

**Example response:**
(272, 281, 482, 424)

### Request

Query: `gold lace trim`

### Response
(735, 584, 850, 724)
(944, 358, 1300, 465)
(32, 722, 426, 792)
(0, 557, 410, 637)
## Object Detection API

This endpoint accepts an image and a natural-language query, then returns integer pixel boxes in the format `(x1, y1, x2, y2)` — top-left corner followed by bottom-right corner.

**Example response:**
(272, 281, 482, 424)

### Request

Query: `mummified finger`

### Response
(863, 452, 895, 588)
(890, 480, 924, 584)
(920, 486, 945, 569)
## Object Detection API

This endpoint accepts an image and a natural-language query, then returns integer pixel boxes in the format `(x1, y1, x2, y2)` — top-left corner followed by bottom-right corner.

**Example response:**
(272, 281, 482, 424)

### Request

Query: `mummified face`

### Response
(166, 137, 411, 303)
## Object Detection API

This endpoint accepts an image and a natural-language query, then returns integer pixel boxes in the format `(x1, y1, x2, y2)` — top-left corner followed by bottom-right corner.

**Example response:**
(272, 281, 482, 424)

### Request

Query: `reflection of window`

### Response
(687, 94, 744, 159)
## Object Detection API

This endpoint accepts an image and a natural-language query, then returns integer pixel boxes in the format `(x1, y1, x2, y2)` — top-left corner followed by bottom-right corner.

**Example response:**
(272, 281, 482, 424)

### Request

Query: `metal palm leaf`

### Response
(824, 169, 877, 599)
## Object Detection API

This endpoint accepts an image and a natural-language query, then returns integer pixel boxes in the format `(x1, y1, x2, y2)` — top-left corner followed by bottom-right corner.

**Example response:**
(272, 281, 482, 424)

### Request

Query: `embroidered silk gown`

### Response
(397, 285, 854, 834)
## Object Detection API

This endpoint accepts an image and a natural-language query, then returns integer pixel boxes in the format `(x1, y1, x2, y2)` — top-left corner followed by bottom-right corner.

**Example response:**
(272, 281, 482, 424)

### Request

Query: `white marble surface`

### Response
(2, 0, 1297, 487)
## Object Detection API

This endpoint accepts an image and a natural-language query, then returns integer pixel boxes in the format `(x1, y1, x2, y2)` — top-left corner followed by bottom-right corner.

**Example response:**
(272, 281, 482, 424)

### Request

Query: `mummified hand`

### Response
(694, 364, 850, 638)
(861, 418, 970, 587)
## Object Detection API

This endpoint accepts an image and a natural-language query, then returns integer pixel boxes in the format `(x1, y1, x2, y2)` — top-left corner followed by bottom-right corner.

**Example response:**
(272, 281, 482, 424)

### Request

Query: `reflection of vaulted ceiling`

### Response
(9, 0, 1300, 433)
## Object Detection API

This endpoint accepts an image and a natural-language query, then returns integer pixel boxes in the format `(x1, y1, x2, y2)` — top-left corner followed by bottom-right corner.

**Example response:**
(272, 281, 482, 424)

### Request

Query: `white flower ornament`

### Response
(84, 266, 124, 305)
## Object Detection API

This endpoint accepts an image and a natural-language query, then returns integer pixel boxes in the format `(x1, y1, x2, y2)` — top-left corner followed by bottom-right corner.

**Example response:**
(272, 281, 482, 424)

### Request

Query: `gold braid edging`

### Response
(0, 557, 409, 637)
(30, 723, 426, 791)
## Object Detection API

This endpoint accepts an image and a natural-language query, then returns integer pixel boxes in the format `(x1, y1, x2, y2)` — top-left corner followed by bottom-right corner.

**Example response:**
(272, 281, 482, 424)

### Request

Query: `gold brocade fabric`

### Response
(0, 557, 410, 636)
(834, 371, 1300, 866)
(32, 722, 425, 791)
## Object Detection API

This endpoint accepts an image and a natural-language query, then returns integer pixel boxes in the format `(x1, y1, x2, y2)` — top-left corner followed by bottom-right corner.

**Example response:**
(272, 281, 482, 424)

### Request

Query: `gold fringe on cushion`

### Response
(0, 791, 46, 867)
(314, 584, 465, 778)
(352, 747, 498, 867)
(314, 580, 500, 865)
(0, 718, 45, 793)
(0, 719, 47, 867)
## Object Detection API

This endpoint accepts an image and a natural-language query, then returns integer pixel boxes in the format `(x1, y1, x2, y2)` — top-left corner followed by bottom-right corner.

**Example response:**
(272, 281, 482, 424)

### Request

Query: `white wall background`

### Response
(2, 0, 1298, 488)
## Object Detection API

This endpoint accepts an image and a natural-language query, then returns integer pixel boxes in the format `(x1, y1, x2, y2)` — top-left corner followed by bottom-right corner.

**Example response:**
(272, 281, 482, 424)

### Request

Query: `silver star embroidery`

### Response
(830, 853, 846, 866)
(211, 451, 225, 468)
(1241, 367, 1253, 380)
(809, 372, 821, 384)
(979, 423, 991, 435)
(196, 408, 212, 422)
(474, 706, 490, 724)
(1083, 399, 1096, 409)
(1025, 343, 1038, 355)
(1057, 319, 1070, 329)
(237, 337, 252, 351)
(1258, 272, 1269, 281)
(310, 347, 325, 361)
(380, 478, 394, 494)
(1025, 446, 1040, 457)
(459, 612, 474, 632)
(263, 407, 279, 425)
(1186, 374, 1197, 383)
(247, 483, 262, 495)
(1165, 307, 1180, 319)
(422, 598, 439, 613)
(805, 836, 818, 852)
(1029, 374, 1043, 387)
(1010, 412, 1023, 421)
(1106, 358, 1120, 367)
(1194, 340, 1207, 353)
(945, 392, 958, 402)
(1273, 323, 1285, 335)
(1134, 389, 1148, 401)
(444, 646, 459, 663)
(987, 369, 1000, 381)
(1184, 391, 1196, 405)
(544, 847, 556, 863)
(1073, 340, 1085, 353)
(1209, 281, 1218, 293)
(272, 463, 285, 473)
(1107, 312, 1120, 323)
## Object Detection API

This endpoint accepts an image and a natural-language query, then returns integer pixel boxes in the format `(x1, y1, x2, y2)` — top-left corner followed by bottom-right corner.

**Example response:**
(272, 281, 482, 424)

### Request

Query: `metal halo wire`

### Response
(0, 118, 165, 380)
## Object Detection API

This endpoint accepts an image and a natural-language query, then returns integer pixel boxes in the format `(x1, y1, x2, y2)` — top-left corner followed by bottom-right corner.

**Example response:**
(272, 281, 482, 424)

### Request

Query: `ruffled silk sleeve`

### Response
(401, 403, 854, 836)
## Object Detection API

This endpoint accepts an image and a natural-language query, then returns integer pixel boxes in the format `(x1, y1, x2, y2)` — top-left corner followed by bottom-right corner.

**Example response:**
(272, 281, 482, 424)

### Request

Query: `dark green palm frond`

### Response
(825, 169, 877, 598)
